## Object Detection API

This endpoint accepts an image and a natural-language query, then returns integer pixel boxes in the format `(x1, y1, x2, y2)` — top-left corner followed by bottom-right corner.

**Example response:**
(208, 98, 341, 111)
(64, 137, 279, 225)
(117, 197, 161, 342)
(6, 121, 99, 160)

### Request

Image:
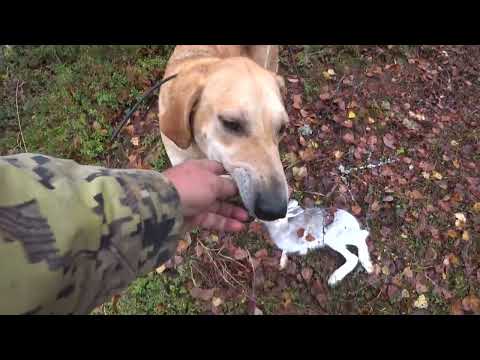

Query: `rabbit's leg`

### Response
(280, 251, 288, 270)
(326, 242, 359, 287)
(353, 230, 374, 273)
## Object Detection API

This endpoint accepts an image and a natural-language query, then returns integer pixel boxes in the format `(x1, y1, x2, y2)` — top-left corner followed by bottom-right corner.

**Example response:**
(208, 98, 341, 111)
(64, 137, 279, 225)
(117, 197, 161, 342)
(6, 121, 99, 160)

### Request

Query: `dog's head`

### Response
(160, 57, 289, 221)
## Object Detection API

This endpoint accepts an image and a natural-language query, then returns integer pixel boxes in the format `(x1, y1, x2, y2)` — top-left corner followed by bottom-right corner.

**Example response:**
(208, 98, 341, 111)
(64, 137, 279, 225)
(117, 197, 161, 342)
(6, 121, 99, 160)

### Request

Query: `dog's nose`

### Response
(254, 193, 287, 221)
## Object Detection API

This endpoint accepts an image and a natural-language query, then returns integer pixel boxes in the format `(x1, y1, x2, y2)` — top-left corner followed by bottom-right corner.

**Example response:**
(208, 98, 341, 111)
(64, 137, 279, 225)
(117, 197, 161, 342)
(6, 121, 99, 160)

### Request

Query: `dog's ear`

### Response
(160, 69, 207, 149)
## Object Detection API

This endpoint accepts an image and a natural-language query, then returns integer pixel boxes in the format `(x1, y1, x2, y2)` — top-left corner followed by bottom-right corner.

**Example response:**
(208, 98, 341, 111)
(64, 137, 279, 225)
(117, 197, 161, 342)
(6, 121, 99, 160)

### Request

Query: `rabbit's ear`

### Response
(286, 200, 303, 218)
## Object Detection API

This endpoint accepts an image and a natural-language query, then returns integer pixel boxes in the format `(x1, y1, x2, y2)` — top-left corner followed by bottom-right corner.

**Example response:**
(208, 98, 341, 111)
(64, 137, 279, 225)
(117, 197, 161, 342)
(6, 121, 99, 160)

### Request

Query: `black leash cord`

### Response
(111, 73, 177, 142)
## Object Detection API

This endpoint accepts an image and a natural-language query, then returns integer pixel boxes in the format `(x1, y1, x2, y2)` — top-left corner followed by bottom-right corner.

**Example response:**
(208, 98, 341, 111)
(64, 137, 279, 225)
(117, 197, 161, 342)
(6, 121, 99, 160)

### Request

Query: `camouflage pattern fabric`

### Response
(0, 153, 184, 314)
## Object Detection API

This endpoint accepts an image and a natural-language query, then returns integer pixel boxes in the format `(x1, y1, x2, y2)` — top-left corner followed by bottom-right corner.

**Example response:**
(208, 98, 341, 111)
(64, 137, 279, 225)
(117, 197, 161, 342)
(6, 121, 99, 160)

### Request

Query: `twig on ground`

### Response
(15, 80, 28, 153)
(303, 190, 326, 197)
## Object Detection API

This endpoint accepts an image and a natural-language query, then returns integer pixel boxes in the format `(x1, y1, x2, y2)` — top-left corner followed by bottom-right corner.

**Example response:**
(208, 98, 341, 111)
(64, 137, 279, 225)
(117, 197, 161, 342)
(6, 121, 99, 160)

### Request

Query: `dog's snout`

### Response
(254, 192, 287, 221)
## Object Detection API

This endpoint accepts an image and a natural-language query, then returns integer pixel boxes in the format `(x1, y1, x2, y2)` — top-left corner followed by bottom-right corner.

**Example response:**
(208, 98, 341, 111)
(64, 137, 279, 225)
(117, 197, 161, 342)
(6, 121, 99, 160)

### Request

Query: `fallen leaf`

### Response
(255, 248, 268, 259)
(348, 111, 356, 119)
(327, 68, 336, 76)
(408, 190, 424, 200)
(454, 213, 466, 228)
(292, 94, 302, 109)
(155, 264, 166, 274)
(368, 117, 376, 124)
(447, 229, 458, 238)
(301, 267, 313, 281)
(473, 202, 480, 213)
(451, 300, 464, 315)
(292, 166, 308, 180)
(319, 92, 331, 101)
(351, 205, 362, 215)
(299, 148, 316, 162)
(450, 140, 459, 146)
(462, 295, 480, 314)
(334, 150, 344, 160)
(432, 171, 443, 180)
(284, 152, 298, 167)
(415, 281, 428, 294)
(413, 294, 428, 309)
(342, 132, 355, 144)
(452, 159, 460, 169)
(190, 287, 214, 301)
(462, 230, 470, 241)
(383, 195, 394, 202)
(371, 201, 381, 212)
(403, 267, 414, 278)
(342, 120, 353, 128)
(131, 136, 140, 147)
(383, 134, 396, 149)
(401, 289, 410, 298)
(212, 297, 223, 307)
(233, 248, 248, 260)
(422, 172, 431, 180)
(176, 239, 189, 254)
(382, 265, 390, 276)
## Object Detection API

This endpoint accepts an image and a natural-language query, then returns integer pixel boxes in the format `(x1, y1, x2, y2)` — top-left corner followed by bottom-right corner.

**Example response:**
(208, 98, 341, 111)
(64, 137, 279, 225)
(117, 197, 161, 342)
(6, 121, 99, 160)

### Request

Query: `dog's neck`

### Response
(160, 131, 205, 167)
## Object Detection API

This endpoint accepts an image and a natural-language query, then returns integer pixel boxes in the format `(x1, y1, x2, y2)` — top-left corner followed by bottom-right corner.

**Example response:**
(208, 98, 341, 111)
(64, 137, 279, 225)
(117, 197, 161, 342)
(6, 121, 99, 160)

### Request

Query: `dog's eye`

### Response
(220, 117, 243, 134)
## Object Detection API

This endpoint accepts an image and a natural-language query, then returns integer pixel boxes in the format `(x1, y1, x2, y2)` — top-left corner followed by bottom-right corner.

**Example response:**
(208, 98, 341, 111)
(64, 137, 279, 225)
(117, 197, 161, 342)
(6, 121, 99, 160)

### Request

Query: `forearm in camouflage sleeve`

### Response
(0, 153, 184, 314)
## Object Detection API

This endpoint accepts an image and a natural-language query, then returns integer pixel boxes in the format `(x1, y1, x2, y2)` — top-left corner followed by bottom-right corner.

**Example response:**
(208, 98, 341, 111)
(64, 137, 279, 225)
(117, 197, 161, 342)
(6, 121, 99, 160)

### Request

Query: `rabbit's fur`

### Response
(261, 200, 374, 286)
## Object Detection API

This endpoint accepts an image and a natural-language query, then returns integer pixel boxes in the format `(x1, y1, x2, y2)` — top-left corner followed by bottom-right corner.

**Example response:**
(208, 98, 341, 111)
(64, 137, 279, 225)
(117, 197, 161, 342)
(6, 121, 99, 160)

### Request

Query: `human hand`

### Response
(163, 160, 249, 232)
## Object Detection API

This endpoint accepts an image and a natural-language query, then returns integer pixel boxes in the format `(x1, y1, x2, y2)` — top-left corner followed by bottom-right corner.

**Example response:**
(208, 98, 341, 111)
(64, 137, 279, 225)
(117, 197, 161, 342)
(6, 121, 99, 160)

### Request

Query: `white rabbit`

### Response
(261, 200, 374, 287)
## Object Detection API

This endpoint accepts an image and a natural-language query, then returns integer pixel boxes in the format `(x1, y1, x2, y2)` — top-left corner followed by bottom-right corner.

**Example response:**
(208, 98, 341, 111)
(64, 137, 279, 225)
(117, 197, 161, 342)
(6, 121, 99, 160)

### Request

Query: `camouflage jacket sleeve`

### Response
(0, 153, 184, 315)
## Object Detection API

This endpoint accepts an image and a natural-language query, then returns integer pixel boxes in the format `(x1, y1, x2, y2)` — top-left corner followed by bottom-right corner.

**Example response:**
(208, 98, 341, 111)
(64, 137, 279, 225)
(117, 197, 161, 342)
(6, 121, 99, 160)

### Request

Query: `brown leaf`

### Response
(292, 94, 302, 110)
(233, 247, 248, 260)
(451, 300, 464, 315)
(387, 285, 400, 299)
(408, 190, 424, 200)
(367, 135, 378, 146)
(342, 120, 354, 128)
(255, 248, 268, 259)
(371, 201, 381, 212)
(462, 295, 480, 314)
(190, 287, 215, 302)
(351, 205, 362, 215)
(473, 202, 480, 213)
(292, 166, 308, 180)
(334, 98, 346, 111)
(301, 267, 313, 281)
(342, 132, 355, 144)
(176, 239, 189, 254)
(297, 228, 305, 238)
(319, 92, 332, 101)
(300, 109, 310, 118)
(383, 133, 396, 149)
(299, 148, 316, 162)
(131, 136, 140, 147)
